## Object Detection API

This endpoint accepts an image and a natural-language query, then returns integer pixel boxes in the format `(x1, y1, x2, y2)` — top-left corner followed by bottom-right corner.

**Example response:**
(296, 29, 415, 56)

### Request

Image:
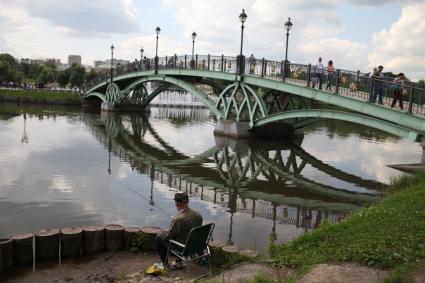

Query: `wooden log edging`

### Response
(124, 227, 141, 250)
(12, 233, 33, 266)
(61, 227, 82, 258)
(35, 229, 60, 261)
(0, 238, 13, 271)
(0, 224, 252, 275)
(105, 224, 124, 251)
(82, 225, 105, 255)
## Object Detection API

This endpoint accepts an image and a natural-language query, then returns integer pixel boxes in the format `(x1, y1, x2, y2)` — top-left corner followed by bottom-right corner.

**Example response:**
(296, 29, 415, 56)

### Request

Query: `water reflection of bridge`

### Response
(82, 111, 383, 230)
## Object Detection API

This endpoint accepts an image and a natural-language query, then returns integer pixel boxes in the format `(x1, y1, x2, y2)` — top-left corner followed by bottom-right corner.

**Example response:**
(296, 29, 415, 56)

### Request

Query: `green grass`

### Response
(268, 173, 425, 282)
(0, 89, 80, 100)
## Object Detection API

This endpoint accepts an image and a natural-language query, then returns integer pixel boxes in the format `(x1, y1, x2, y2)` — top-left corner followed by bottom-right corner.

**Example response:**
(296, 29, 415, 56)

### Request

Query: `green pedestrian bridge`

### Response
(84, 55, 425, 141)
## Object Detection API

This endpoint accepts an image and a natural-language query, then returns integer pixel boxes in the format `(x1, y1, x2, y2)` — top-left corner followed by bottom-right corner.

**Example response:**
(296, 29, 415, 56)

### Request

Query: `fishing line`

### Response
(117, 181, 174, 220)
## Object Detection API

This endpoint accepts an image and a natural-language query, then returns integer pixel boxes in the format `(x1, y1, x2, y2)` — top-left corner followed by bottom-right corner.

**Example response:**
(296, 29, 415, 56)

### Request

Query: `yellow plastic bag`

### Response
(146, 263, 166, 276)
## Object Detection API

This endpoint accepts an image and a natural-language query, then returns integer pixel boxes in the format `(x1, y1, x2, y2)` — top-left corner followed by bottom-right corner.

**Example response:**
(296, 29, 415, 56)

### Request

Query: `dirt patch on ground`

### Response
(297, 263, 389, 283)
(411, 262, 425, 283)
(1, 251, 215, 283)
(1, 251, 154, 283)
(207, 263, 291, 283)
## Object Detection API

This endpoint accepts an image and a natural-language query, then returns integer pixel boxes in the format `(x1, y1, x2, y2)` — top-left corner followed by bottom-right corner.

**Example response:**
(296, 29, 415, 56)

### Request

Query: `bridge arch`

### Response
(86, 91, 107, 103)
(120, 75, 223, 118)
(253, 109, 422, 141)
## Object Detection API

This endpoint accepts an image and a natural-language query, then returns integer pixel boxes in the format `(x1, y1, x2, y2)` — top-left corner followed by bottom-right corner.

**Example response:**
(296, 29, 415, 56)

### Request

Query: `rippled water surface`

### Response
(0, 102, 421, 250)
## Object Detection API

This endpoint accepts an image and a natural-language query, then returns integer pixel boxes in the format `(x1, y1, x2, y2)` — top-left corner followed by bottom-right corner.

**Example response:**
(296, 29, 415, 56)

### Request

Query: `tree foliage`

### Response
(0, 53, 93, 88)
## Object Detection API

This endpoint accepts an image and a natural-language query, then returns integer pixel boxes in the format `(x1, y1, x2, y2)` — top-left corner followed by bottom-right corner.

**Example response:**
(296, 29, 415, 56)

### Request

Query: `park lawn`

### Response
(268, 173, 425, 282)
(0, 89, 80, 100)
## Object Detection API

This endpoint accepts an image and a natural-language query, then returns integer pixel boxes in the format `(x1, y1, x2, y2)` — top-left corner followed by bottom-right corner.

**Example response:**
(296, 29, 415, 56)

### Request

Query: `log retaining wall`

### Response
(0, 223, 251, 277)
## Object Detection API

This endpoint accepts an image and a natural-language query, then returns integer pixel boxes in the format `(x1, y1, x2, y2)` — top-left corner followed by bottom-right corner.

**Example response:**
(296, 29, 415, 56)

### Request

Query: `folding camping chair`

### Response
(165, 223, 215, 279)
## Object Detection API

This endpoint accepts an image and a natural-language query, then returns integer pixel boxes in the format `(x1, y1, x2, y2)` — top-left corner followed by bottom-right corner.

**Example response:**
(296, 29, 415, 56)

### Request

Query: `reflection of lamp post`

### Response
(21, 113, 28, 143)
(227, 212, 234, 246)
(149, 163, 155, 210)
(107, 136, 112, 175)
(269, 204, 277, 242)
(140, 47, 144, 70)
(227, 186, 238, 246)
(155, 26, 161, 73)
(236, 9, 247, 75)
(110, 44, 115, 82)
(190, 31, 197, 69)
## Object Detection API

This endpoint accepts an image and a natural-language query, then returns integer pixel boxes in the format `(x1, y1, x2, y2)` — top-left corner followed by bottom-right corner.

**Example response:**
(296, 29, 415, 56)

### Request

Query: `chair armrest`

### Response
(169, 239, 185, 248)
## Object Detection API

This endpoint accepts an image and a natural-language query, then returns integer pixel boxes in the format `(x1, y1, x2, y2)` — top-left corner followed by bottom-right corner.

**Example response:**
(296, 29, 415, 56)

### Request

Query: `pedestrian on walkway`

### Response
(372, 65, 384, 104)
(325, 60, 335, 91)
(312, 57, 324, 89)
(391, 73, 405, 110)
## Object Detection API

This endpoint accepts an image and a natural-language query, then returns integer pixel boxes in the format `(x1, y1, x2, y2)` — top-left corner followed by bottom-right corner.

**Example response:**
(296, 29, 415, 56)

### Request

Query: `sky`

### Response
(0, 0, 424, 79)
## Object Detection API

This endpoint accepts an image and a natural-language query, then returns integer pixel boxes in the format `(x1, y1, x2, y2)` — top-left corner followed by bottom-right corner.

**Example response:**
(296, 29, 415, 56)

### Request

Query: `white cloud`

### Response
(118, 35, 186, 59)
(299, 38, 369, 70)
(19, 0, 140, 36)
(368, 2, 425, 79)
(0, 0, 423, 80)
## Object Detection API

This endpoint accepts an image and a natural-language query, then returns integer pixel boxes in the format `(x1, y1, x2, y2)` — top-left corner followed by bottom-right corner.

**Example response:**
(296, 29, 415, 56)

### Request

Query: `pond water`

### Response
(0, 101, 421, 251)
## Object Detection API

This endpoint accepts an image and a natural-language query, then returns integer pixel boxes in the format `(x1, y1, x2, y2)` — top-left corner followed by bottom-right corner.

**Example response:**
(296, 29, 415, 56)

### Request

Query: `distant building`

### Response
(21, 58, 61, 68)
(68, 55, 82, 66)
(94, 59, 130, 71)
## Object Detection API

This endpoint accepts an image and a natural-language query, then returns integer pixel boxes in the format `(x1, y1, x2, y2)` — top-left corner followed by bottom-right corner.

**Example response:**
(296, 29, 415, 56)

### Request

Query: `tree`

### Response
(84, 69, 97, 83)
(0, 53, 18, 82)
(37, 66, 55, 87)
(68, 64, 86, 88)
(57, 69, 70, 87)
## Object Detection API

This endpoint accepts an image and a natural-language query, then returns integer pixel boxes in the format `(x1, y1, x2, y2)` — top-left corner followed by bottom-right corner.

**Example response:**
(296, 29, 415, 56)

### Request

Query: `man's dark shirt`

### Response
(162, 208, 203, 244)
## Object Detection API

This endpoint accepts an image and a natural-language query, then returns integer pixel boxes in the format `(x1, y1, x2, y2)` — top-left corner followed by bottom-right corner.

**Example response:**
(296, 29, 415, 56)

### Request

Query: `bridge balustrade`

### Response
(86, 54, 425, 116)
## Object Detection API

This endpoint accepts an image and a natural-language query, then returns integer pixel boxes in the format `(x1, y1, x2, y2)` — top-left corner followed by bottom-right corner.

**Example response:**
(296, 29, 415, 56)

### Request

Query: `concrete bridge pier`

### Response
(214, 119, 303, 139)
(101, 102, 151, 113)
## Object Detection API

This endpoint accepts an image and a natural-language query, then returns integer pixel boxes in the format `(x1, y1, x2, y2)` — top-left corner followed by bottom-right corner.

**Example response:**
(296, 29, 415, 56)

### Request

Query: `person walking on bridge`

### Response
(312, 57, 324, 90)
(156, 192, 203, 269)
(372, 65, 384, 104)
(325, 60, 335, 91)
(391, 73, 405, 110)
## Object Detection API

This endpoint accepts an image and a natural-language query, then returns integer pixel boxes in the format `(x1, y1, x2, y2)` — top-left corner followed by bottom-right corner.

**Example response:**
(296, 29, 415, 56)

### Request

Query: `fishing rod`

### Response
(117, 181, 174, 220)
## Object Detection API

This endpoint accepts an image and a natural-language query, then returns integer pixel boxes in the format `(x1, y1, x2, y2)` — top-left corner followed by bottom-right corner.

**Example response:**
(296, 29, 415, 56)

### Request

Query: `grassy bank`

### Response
(268, 174, 425, 282)
(0, 89, 80, 100)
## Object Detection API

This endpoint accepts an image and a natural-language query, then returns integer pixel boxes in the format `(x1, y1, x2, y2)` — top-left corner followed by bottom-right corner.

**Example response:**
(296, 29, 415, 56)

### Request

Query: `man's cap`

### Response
(174, 192, 189, 203)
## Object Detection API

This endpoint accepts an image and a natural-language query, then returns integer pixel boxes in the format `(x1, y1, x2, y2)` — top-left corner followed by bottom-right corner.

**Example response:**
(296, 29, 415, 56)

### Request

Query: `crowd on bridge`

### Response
(304, 57, 411, 110)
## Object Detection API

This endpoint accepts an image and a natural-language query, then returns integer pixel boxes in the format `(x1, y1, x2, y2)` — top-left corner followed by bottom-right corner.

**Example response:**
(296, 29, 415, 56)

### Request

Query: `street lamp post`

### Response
(283, 17, 293, 79)
(191, 31, 197, 69)
(237, 9, 247, 75)
(140, 47, 144, 70)
(155, 26, 161, 73)
(284, 17, 293, 62)
(110, 44, 114, 83)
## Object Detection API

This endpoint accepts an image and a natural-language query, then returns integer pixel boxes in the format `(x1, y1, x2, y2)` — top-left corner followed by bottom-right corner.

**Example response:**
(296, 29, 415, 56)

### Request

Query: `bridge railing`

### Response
(86, 54, 425, 115)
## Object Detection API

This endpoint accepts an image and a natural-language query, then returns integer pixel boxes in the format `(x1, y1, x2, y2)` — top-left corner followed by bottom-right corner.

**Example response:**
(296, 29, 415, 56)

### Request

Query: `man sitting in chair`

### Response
(156, 192, 203, 268)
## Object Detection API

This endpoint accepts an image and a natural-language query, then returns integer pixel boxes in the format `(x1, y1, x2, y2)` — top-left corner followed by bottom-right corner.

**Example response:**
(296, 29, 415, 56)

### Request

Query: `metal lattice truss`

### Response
(215, 82, 267, 126)
(105, 82, 123, 104)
